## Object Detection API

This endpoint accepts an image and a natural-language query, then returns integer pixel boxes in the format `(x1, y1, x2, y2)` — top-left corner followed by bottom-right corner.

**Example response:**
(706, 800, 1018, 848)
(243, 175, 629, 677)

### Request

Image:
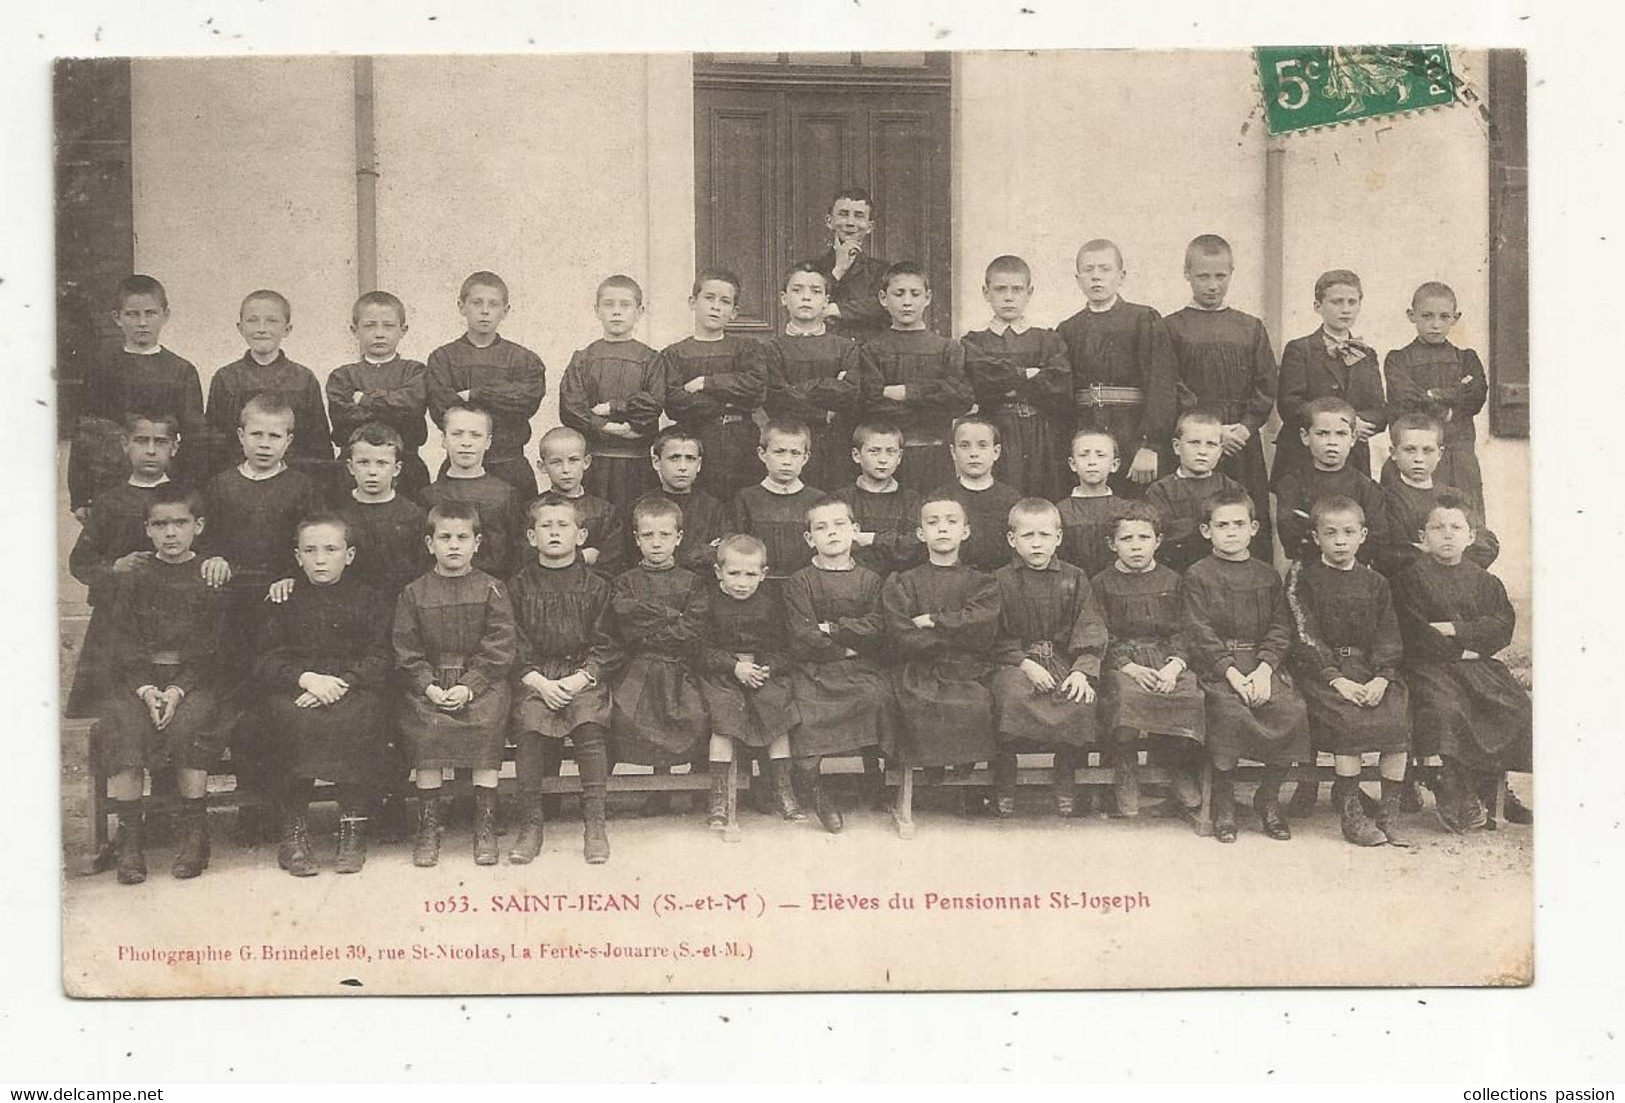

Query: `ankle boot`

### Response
(335, 815, 368, 873)
(803, 768, 843, 834)
(1436, 763, 1487, 834)
(1114, 749, 1141, 818)
(582, 794, 610, 865)
(171, 798, 210, 879)
(508, 795, 546, 864)
(1171, 749, 1203, 812)
(112, 800, 147, 885)
(278, 809, 318, 877)
(862, 749, 890, 810)
(1253, 766, 1290, 840)
(1336, 779, 1386, 846)
(707, 767, 730, 830)
(1211, 770, 1237, 843)
(473, 788, 500, 865)
(1376, 779, 1413, 848)
(412, 794, 442, 867)
(771, 758, 807, 822)
(1503, 785, 1533, 825)
(1052, 750, 1078, 817)
(992, 752, 1018, 817)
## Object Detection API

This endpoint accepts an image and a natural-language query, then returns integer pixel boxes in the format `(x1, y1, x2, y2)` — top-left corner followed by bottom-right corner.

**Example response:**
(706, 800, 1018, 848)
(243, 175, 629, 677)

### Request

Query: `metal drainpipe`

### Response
(1263, 136, 1286, 353)
(354, 56, 379, 295)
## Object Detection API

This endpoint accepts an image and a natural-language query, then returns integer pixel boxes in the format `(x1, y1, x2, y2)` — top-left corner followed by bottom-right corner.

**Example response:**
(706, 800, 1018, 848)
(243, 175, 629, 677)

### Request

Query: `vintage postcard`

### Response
(56, 46, 1532, 998)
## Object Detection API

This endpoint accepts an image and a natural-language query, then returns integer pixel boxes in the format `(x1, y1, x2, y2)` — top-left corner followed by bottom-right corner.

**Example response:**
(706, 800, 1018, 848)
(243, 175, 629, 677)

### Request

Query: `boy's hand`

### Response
(425, 684, 447, 707)
(603, 421, 637, 439)
(1129, 447, 1159, 484)
(560, 671, 593, 696)
(440, 684, 473, 710)
(854, 530, 876, 547)
(1362, 676, 1389, 707)
(201, 557, 232, 588)
(112, 550, 154, 574)
(1460, 649, 1481, 660)
(882, 385, 907, 402)
(294, 691, 321, 708)
(683, 376, 706, 394)
(1246, 664, 1274, 706)
(352, 390, 365, 406)
(1023, 367, 1041, 381)
(1355, 417, 1378, 441)
(72, 506, 91, 525)
(266, 577, 296, 603)
(1155, 660, 1184, 694)
(1125, 663, 1163, 694)
(1331, 676, 1367, 707)
(297, 672, 349, 706)
(540, 679, 575, 711)
(1020, 658, 1057, 692)
(817, 621, 833, 636)
(832, 238, 862, 279)
(1221, 423, 1250, 456)
(582, 547, 600, 565)
(158, 687, 182, 727)
(842, 647, 859, 659)
(457, 389, 471, 402)
(592, 402, 613, 416)
(733, 660, 770, 689)
(911, 613, 935, 629)
(1430, 621, 1457, 637)
(1225, 666, 1255, 704)
(139, 687, 165, 729)
(1060, 671, 1095, 704)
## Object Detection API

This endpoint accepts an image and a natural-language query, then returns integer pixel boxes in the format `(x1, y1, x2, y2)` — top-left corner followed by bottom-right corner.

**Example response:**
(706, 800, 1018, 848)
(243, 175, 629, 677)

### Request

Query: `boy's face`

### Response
(805, 503, 856, 560)
(596, 287, 643, 339)
(123, 419, 177, 479)
(459, 283, 510, 338)
(1391, 427, 1443, 484)
(1420, 507, 1474, 565)
(425, 518, 481, 573)
(1185, 252, 1233, 310)
(114, 293, 168, 350)
(781, 270, 830, 324)
(294, 522, 355, 584)
(1201, 503, 1259, 560)
(880, 274, 931, 328)
(652, 439, 701, 492)
(540, 439, 590, 493)
(1110, 520, 1160, 571)
(1315, 283, 1362, 333)
(826, 197, 874, 244)
(852, 433, 903, 483)
(1407, 294, 1460, 344)
(634, 516, 682, 567)
(443, 409, 493, 470)
(1076, 249, 1124, 304)
(352, 302, 407, 360)
(982, 271, 1033, 323)
(1309, 508, 1367, 568)
(145, 502, 202, 563)
(237, 297, 291, 358)
(715, 551, 767, 600)
(759, 431, 809, 485)
(917, 500, 970, 556)
(527, 504, 586, 562)
(1173, 420, 1224, 476)
(1301, 411, 1354, 471)
(1068, 434, 1119, 488)
(238, 411, 294, 471)
(1007, 512, 1062, 569)
(691, 279, 739, 335)
(347, 439, 401, 497)
(950, 423, 1000, 480)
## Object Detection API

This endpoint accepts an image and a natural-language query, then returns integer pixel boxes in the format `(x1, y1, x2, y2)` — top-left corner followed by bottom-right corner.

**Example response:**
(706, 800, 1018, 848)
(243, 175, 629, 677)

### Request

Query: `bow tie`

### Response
(1323, 333, 1372, 366)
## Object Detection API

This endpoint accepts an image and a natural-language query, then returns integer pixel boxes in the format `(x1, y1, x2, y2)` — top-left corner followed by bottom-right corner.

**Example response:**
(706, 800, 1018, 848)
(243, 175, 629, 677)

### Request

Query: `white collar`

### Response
(784, 321, 827, 337)
(1085, 296, 1120, 313)
(987, 317, 1030, 336)
(760, 478, 805, 496)
(856, 478, 898, 494)
(351, 489, 397, 504)
(123, 344, 163, 356)
(1070, 486, 1114, 499)
(128, 473, 171, 488)
(363, 353, 399, 365)
(1188, 301, 1228, 312)
(237, 461, 287, 481)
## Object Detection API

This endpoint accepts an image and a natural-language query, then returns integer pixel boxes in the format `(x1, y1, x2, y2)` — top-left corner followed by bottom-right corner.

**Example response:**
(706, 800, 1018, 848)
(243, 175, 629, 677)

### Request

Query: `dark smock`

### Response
(508, 559, 620, 740)
(832, 484, 926, 577)
(558, 338, 663, 507)
(1090, 563, 1205, 742)
(856, 330, 973, 493)
(326, 356, 431, 497)
(784, 563, 897, 756)
(426, 334, 547, 498)
(1056, 299, 1178, 497)
(989, 560, 1106, 746)
(928, 479, 1023, 574)
(1144, 470, 1247, 572)
(762, 330, 862, 492)
(1381, 339, 1487, 512)
(962, 324, 1074, 501)
(695, 586, 799, 749)
(607, 563, 711, 766)
(419, 473, 523, 579)
(657, 336, 768, 503)
(68, 346, 205, 509)
(1055, 493, 1124, 579)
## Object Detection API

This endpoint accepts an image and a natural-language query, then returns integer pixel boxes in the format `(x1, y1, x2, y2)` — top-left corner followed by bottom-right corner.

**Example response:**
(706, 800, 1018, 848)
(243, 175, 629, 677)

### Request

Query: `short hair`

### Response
(805, 495, 854, 527)
(122, 410, 179, 436)
(952, 414, 1001, 446)
(596, 274, 644, 306)
(652, 427, 703, 459)
(716, 533, 766, 566)
(1201, 487, 1255, 523)
(1008, 497, 1061, 531)
(443, 402, 495, 434)
(116, 274, 168, 311)
(830, 187, 874, 214)
(1113, 500, 1162, 537)
(1303, 395, 1358, 430)
(760, 418, 811, 450)
(1411, 280, 1458, 310)
(1313, 269, 1362, 302)
(1424, 491, 1476, 528)
(240, 289, 291, 321)
(984, 255, 1032, 284)
(1389, 412, 1445, 445)
(240, 394, 295, 428)
(352, 290, 406, 326)
(692, 267, 743, 302)
(146, 484, 204, 520)
(632, 495, 683, 532)
(853, 420, 903, 448)
(782, 261, 830, 293)
(1175, 407, 1225, 438)
(1309, 494, 1365, 530)
(919, 495, 966, 523)
(1069, 427, 1118, 455)
(459, 271, 509, 303)
(526, 495, 580, 528)
(1184, 234, 1233, 267)
(426, 500, 482, 535)
(881, 261, 929, 292)
(1076, 239, 1125, 269)
(346, 421, 404, 457)
(539, 425, 588, 455)
(296, 510, 353, 546)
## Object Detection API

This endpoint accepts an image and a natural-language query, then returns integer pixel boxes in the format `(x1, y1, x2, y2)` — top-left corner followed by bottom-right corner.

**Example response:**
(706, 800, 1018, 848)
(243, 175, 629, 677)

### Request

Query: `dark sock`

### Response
(574, 725, 610, 799)
(515, 738, 549, 798)
(1256, 766, 1285, 807)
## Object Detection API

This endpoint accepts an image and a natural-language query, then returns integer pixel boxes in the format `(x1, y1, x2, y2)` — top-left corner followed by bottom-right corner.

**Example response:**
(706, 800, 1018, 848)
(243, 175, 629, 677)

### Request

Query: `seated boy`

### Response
(763, 262, 862, 492)
(729, 419, 823, 588)
(537, 425, 625, 575)
(426, 271, 547, 498)
(962, 255, 1073, 501)
(1090, 502, 1206, 818)
(1182, 490, 1312, 844)
(1055, 428, 1125, 579)
(989, 499, 1107, 818)
(326, 290, 431, 499)
(1274, 396, 1390, 563)
(880, 497, 1001, 834)
(833, 421, 925, 578)
(856, 262, 974, 493)
(1393, 495, 1532, 831)
(256, 513, 392, 876)
(1146, 408, 1248, 571)
(657, 269, 768, 503)
(557, 274, 664, 507)
(784, 497, 897, 833)
(1275, 269, 1386, 482)
(418, 403, 523, 578)
(392, 502, 518, 867)
(929, 414, 1023, 574)
(1286, 496, 1413, 847)
(1381, 413, 1499, 575)
(507, 497, 622, 865)
(98, 486, 226, 884)
(628, 428, 727, 573)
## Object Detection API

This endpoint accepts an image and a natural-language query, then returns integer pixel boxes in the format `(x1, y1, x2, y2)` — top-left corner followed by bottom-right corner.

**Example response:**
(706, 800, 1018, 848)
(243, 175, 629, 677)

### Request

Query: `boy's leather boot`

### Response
(472, 788, 500, 865)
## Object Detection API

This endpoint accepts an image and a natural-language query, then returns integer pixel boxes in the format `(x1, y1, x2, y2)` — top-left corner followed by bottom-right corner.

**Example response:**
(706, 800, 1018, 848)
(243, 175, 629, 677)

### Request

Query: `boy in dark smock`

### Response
(764, 262, 862, 493)
(833, 421, 926, 578)
(537, 426, 625, 576)
(1055, 428, 1126, 580)
(728, 420, 823, 588)
(1274, 397, 1391, 564)
(929, 415, 1023, 574)
(1145, 409, 1248, 572)
(1380, 413, 1499, 576)
(418, 404, 523, 579)
(326, 291, 431, 499)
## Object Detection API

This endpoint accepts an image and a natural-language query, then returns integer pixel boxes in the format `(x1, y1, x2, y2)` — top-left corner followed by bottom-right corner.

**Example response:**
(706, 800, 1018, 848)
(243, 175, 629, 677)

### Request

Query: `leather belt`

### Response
(149, 651, 182, 665)
(717, 413, 747, 426)
(1078, 384, 1146, 408)
(1001, 401, 1041, 418)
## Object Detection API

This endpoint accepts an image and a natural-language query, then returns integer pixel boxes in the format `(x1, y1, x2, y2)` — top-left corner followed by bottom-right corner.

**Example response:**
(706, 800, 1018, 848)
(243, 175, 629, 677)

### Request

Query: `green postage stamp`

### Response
(1255, 46, 1456, 134)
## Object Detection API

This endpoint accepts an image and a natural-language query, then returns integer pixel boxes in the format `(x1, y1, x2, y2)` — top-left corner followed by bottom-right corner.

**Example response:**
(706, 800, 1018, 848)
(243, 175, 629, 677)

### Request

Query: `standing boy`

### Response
(418, 404, 523, 579)
(929, 414, 1023, 573)
(1275, 269, 1386, 482)
(1145, 409, 1248, 571)
(804, 187, 892, 344)
(763, 262, 862, 492)
(326, 291, 431, 499)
